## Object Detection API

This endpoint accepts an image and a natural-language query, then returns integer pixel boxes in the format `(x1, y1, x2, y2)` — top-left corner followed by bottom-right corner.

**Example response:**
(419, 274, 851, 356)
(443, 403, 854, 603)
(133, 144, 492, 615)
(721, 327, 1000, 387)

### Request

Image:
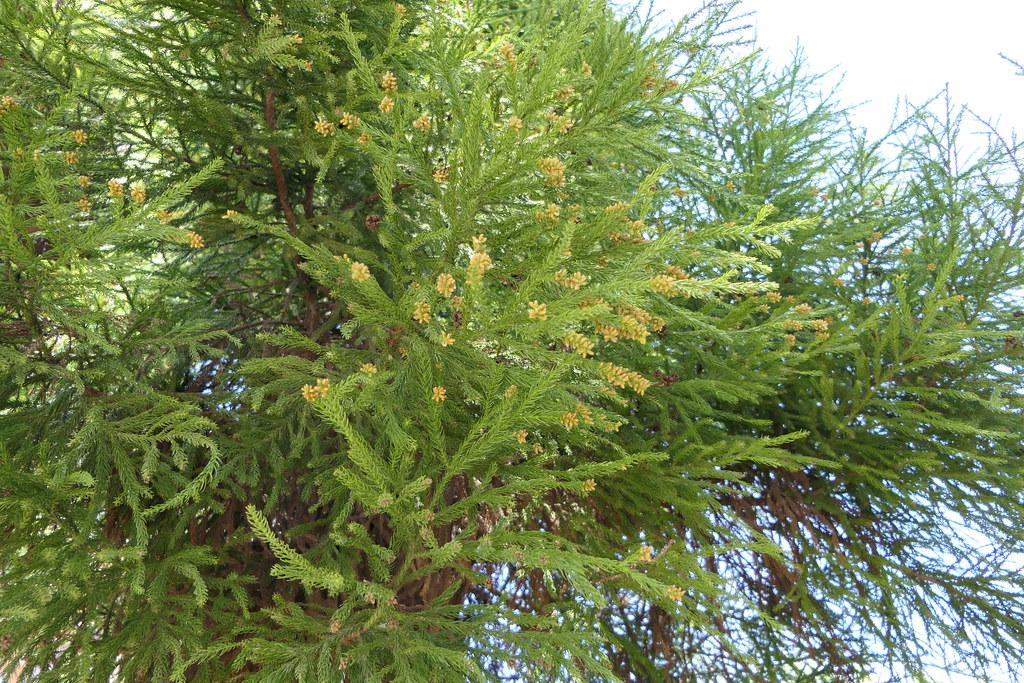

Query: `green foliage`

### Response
(0, 0, 1022, 681)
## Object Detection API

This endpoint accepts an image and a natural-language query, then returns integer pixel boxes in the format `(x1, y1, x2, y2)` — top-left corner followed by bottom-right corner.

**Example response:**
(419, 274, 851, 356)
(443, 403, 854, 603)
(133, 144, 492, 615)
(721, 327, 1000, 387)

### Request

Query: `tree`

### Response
(0, 0, 1021, 681)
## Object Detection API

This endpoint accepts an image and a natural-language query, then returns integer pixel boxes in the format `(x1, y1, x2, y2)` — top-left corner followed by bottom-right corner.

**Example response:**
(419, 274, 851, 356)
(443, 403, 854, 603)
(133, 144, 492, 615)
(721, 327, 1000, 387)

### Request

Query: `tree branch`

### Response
(263, 87, 299, 235)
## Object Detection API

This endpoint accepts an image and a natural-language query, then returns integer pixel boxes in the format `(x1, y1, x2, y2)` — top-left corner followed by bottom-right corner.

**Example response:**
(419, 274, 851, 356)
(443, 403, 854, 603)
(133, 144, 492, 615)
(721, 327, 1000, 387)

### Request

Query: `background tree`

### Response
(0, 0, 1021, 681)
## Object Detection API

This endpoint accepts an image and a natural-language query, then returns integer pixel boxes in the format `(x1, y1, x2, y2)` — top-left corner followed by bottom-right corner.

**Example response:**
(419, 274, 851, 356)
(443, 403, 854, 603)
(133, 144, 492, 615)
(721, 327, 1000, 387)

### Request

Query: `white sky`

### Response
(656, 0, 1024, 140)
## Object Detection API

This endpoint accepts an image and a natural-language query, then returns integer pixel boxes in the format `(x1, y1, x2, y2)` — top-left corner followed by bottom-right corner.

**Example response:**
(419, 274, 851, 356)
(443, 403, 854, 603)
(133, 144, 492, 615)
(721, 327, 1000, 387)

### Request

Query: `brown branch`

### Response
(302, 181, 315, 219)
(340, 182, 412, 214)
(263, 88, 299, 235)
(262, 87, 322, 336)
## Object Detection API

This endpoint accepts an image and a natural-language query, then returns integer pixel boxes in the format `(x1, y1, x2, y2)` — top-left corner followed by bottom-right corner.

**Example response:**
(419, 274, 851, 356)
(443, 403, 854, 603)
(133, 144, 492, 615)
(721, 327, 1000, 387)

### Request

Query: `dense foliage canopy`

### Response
(1, 0, 1022, 680)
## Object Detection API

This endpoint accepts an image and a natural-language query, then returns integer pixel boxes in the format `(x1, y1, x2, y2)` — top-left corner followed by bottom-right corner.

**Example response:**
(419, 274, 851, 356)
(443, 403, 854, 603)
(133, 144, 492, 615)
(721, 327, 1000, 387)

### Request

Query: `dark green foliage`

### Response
(0, 1, 1021, 681)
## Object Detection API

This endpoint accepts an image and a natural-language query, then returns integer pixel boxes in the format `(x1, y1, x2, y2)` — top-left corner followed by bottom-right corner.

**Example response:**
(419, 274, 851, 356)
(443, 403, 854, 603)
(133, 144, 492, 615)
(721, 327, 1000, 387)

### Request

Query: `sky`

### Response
(654, 0, 1024, 142)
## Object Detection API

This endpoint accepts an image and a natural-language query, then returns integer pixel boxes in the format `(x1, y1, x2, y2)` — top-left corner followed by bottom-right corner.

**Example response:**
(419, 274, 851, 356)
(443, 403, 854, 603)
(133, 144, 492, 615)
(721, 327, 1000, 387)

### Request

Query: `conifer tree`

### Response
(0, 1, 1021, 681)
